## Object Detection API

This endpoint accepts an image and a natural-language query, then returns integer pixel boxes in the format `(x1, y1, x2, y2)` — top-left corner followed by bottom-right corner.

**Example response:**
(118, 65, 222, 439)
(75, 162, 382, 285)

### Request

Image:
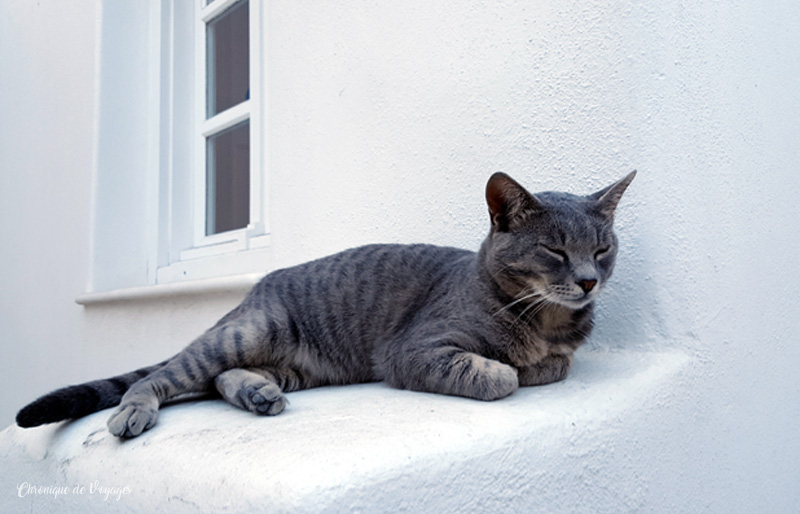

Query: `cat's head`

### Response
(480, 171, 635, 310)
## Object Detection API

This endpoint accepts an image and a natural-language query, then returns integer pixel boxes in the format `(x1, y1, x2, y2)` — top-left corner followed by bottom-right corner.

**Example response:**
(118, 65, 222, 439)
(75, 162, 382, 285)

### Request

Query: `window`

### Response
(82, 1, 270, 293)
(156, 0, 269, 283)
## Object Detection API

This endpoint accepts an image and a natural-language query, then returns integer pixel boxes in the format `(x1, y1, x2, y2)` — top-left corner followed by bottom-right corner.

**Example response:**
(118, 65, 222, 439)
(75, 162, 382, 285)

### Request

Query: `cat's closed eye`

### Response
(541, 245, 568, 263)
(594, 247, 611, 260)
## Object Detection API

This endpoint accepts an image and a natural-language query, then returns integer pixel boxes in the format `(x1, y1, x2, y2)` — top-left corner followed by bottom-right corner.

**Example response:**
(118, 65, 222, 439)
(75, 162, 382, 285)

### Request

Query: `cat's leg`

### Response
(517, 354, 573, 386)
(214, 367, 313, 416)
(384, 341, 519, 401)
(107, 317, 268, 437)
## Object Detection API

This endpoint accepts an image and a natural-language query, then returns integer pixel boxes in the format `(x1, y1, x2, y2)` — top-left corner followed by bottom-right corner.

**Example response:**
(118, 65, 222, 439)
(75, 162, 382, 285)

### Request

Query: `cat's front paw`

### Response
(107, 401, 158, 438)
(479, 360, 519, 400)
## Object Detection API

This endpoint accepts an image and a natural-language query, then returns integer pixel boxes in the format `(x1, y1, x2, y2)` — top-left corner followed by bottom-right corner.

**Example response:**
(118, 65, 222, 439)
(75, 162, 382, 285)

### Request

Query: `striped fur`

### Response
(16, 172, 634, 437)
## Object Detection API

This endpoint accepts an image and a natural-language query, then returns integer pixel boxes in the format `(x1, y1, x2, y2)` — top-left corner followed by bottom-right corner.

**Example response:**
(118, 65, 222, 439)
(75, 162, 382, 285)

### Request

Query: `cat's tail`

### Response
(15, 360, 169, 428)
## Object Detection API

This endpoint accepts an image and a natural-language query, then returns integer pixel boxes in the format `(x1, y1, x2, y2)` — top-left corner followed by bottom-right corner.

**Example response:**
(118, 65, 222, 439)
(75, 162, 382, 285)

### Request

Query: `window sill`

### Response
(157, 245, 271, 285)
(75, 272, 263, 306)
(1, 348, 688, 512)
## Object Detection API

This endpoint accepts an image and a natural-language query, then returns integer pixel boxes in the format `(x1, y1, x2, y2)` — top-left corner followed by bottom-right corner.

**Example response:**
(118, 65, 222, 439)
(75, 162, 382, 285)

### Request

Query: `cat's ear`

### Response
(589, 170, 636, 218)
(486, 172, 542, 232)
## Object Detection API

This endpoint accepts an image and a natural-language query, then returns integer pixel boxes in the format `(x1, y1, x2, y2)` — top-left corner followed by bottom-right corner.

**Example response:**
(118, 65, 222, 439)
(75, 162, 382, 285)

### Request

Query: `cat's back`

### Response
(264, 243, 472, 297)
(250, 244, 473, 342)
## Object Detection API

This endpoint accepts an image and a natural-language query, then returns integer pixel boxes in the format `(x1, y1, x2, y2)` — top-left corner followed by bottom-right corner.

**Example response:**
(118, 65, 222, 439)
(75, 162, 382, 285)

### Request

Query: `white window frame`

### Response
(155, 0, 270, 284)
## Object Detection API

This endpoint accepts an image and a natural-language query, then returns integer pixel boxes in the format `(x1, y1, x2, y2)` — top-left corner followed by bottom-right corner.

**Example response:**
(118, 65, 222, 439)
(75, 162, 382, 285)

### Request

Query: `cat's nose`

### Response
(576, 279, 597, 294)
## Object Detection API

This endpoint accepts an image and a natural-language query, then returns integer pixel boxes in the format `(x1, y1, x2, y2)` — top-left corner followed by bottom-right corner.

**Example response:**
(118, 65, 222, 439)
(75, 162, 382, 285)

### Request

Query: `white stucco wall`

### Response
(0, 0, 99, 425)
(1, 0, 799, 511)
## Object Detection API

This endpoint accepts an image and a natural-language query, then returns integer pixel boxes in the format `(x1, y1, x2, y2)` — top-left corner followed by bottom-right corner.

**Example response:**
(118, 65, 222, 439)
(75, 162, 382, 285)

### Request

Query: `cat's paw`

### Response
(107, 401, 158, 438)
(241, 383, 287, 416)
(478, 360, 519, 401)
(215, 369, 288, 416)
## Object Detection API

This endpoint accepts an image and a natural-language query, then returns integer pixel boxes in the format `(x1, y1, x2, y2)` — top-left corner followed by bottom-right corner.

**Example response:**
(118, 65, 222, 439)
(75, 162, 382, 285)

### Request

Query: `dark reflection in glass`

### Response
(207, 1, 249, 117)
(206, 121, 250, 234)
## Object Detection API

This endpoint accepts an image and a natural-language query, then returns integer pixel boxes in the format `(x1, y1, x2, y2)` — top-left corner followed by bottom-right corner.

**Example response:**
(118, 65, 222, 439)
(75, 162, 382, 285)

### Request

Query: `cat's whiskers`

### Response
(492, 288, 541, 318)
(492, 284, 565, 327)
(515, 302, 541, 326)
(517, 293, 558, 325)
(509, 292, 560, 327)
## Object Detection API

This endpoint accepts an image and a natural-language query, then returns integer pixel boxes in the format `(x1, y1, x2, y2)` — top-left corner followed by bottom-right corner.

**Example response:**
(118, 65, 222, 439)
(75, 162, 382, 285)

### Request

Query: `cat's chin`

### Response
(555, 297, 594, 311)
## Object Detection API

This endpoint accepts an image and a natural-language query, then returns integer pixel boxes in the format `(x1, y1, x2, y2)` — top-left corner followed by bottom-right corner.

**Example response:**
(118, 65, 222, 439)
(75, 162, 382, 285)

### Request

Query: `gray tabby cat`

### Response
(17, 171, 635, 438)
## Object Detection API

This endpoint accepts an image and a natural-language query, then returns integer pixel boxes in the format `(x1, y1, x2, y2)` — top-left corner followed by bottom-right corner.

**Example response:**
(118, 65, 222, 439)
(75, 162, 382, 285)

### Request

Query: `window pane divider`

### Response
(202, 100, 251, 138)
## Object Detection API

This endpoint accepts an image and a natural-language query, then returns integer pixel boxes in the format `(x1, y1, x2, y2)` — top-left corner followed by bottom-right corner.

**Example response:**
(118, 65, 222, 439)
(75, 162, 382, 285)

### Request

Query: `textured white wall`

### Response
(0, 1, 99, 426)
(267, 2, 642, 265)
(1, 0, 799, 510)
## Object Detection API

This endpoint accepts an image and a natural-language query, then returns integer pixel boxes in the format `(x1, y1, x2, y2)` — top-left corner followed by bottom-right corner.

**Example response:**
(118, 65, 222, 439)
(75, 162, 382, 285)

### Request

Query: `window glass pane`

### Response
(206, 121, 250, 235)
(207, 1, 249, 117)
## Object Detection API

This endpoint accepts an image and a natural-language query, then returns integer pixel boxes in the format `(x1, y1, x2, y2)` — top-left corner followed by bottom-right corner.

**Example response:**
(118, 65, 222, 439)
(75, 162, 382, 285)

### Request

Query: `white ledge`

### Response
(1, 348, 688, 513)
(75, 273, 264, 306)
